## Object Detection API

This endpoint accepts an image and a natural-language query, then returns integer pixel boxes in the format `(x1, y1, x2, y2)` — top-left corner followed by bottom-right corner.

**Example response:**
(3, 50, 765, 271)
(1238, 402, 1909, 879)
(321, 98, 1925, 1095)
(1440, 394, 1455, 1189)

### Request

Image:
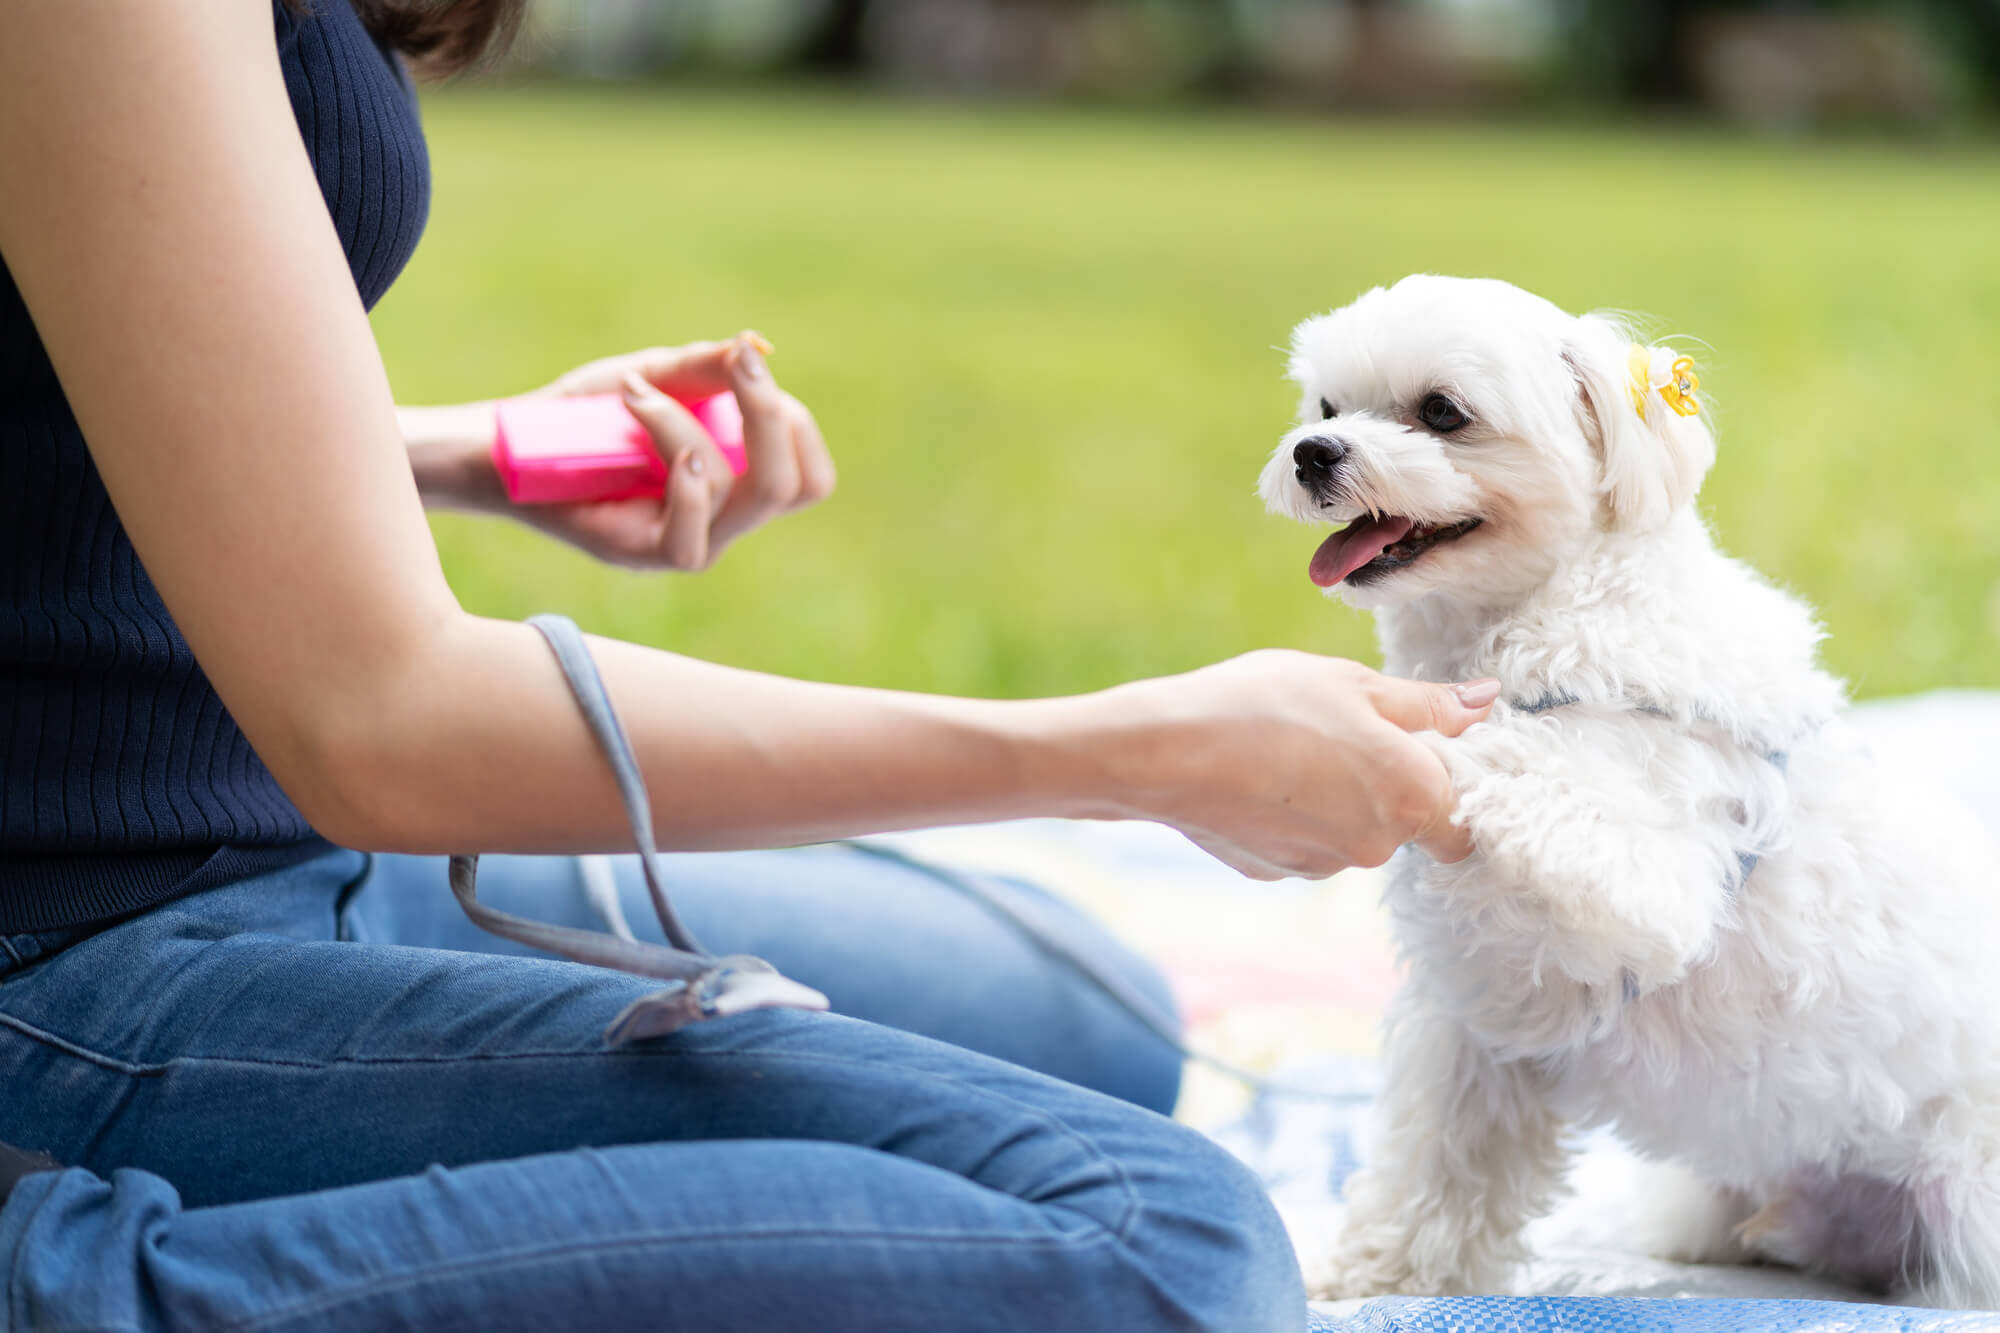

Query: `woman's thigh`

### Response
(0, 851, 1299, 1331)
(346, 842, 1183, 1112)
(2, 1130, 1299, 1333)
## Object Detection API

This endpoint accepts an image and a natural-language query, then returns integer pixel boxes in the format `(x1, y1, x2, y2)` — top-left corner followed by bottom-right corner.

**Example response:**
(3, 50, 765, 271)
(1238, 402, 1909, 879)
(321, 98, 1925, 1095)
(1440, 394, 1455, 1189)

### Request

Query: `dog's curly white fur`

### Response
(1259, 275, 2000, 1307)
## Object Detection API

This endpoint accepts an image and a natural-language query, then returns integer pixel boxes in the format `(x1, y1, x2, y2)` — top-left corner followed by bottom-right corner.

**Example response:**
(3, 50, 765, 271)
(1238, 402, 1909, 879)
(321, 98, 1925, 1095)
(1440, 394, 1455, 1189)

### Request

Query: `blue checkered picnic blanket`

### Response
(1308, 1296, 2000, 1332)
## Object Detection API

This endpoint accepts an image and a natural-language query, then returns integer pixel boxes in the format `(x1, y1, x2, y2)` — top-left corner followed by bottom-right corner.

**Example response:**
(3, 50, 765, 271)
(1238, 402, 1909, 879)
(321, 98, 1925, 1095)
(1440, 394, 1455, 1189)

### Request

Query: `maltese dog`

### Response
(1258, 274, 2000, 1308)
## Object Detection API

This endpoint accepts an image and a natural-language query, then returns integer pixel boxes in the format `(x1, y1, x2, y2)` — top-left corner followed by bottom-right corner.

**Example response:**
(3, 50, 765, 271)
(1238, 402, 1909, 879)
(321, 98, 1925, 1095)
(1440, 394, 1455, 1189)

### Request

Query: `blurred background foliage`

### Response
(373, 1, 2000, 702)
(507, 0, 1999, 128)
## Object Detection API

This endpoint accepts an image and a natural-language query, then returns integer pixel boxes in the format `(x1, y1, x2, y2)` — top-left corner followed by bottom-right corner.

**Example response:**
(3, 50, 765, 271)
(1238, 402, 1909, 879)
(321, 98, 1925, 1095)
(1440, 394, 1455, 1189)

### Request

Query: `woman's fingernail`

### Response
(684, 451, 705, 477)
(734, 337, 768, 382)
(1453, 679, 1502, 708)
(744, 330, 775, 356)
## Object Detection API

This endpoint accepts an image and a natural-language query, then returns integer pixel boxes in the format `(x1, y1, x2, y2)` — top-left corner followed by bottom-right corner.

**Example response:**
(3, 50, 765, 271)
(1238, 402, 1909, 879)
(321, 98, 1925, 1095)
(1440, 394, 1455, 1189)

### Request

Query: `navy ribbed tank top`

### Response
(0, 0, 430, 931)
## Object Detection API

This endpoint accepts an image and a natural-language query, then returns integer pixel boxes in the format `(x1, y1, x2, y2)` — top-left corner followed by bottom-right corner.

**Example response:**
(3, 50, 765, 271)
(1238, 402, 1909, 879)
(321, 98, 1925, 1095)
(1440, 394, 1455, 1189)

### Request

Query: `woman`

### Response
(0, 3, 1494, 1328)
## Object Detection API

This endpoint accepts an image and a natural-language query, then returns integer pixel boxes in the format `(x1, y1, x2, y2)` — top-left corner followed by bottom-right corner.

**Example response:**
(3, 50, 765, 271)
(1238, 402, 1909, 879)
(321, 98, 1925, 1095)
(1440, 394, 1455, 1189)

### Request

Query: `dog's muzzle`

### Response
(1293, 436, 1347, 506)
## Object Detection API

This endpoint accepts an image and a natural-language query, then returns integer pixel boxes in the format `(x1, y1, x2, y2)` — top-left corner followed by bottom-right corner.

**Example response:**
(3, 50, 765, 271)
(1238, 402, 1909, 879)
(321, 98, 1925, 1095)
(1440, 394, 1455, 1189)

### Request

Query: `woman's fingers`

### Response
(1357, 674, 1489, 862)
(784, 392, 837, 509)
(551, 340, 741, 400)
(634, 333, 772, 402)
(1414, 805, 1475, 864)
(1374, 727, 1475, 864)
(1364, 673, 1499, 738)
(709, 334, 804, 549)
(619, 371, 730, 570)
(657, 441, 716, 570)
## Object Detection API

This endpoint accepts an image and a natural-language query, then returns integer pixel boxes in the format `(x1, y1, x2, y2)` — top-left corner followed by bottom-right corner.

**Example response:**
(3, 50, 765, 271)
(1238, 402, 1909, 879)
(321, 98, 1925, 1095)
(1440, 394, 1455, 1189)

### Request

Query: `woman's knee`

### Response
(1083, 1119, 1305, 1332)
(923, 868, 1187, 1114)
(1042, 935, 1185, 1117)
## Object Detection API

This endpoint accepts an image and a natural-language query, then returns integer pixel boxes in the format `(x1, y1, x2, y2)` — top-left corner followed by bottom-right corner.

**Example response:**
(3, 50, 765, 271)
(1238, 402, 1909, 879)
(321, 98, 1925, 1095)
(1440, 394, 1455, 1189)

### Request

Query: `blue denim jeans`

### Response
(0, 843, 1305, 1331)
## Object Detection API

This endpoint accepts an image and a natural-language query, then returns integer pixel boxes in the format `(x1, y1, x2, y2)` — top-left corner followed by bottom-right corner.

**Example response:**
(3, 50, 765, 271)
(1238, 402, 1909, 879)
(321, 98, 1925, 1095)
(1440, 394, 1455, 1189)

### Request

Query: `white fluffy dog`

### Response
(1257, 274, 2000, 1308)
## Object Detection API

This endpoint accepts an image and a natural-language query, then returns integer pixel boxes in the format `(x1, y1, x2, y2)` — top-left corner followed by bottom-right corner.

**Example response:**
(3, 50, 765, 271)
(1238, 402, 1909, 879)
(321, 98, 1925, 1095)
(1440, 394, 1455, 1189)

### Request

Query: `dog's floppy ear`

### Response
(1563, 314, 1715, 531)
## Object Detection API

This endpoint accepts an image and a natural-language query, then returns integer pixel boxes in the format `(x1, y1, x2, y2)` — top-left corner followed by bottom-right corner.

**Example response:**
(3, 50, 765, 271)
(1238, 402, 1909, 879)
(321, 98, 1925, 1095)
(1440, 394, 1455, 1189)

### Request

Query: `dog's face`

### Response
(1258, 275, 1716, 609)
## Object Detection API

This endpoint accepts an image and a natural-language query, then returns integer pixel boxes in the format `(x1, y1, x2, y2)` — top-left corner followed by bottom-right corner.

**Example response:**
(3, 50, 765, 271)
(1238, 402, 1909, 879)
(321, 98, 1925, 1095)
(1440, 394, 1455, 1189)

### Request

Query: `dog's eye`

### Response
(1319, 398, 1337, 420)
(1418, 394, 1468, 433)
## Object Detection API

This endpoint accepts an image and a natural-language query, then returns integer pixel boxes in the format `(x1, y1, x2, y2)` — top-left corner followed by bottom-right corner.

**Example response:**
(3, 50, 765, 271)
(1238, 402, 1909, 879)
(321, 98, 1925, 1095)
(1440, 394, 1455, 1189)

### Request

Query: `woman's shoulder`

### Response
(269, 0, 432, 310)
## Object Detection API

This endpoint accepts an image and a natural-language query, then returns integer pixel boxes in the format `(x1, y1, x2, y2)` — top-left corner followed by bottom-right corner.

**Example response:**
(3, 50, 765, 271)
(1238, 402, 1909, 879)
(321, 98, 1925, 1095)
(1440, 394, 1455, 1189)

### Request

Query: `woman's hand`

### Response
(406, 332, 835, 571)
(1082, 651, 1497, 880)
(543, 334, 836, 570)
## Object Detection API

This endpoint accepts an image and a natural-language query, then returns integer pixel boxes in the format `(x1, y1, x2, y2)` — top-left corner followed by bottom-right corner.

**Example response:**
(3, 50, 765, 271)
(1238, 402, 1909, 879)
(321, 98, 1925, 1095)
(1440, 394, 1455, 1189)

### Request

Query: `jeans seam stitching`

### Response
(0, 1013, 164, 1078)
(218, 1224, 1118, 1333)
(0, 1031, 1144, 1238)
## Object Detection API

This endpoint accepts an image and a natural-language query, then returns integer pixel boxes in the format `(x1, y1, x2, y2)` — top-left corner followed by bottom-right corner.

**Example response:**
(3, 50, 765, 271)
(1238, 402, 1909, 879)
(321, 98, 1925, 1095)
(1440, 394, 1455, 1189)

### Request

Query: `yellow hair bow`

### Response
(1628, 344, 1700, 419)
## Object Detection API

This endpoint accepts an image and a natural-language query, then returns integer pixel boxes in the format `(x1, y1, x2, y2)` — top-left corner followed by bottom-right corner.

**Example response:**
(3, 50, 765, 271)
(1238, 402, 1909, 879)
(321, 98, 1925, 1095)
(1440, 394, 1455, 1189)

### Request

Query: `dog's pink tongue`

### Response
(1309, 516, 1413, 587)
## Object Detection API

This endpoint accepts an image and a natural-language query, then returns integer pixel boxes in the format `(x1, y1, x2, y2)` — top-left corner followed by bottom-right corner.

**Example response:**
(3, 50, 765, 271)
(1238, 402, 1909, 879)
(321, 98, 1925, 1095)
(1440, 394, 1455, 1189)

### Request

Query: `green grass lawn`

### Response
(372, 85, 2000, 700)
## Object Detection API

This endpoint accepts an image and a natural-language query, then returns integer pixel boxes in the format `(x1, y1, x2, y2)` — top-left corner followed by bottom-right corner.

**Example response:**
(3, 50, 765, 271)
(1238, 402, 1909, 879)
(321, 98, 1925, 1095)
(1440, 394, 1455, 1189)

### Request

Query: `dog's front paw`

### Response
(1305, 1242, 1419, 1302)
(1307, 1218, 1523, 1301)
(1306, 1237, 1482, 1301)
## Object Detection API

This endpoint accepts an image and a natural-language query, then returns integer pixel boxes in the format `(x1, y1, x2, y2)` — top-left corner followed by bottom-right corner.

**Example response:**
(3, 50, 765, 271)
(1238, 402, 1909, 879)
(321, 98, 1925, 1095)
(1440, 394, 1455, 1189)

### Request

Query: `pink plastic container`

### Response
(492, 392, 749, 505)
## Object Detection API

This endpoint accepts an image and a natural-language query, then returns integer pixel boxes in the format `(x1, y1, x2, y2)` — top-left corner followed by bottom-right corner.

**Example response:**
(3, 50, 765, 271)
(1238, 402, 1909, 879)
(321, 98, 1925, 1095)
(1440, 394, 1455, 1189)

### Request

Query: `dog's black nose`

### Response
(1293, 437, 1346, 484)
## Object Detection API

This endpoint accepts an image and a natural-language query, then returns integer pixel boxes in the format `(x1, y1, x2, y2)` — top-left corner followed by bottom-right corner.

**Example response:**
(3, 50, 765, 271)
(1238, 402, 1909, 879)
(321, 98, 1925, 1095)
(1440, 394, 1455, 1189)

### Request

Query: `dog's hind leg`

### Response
(1310, 991, 1571, 1299)
(1734, 1171, 1918, 1294)
(1906, 1160, 2000, 1309)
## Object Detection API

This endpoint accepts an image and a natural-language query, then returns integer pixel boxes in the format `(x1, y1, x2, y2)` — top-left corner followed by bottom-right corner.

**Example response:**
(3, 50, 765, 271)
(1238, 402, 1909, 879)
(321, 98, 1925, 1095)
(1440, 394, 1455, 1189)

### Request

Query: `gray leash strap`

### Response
(837, 839, 1367, 1106)
(447, 619, 1352, 1101)
(447, 614, 828, 1047)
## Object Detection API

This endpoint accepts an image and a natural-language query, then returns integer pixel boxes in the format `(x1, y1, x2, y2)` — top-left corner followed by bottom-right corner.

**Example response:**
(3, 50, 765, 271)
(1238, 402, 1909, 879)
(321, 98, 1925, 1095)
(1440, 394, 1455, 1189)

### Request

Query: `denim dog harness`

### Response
(447, 615, 830, 1047)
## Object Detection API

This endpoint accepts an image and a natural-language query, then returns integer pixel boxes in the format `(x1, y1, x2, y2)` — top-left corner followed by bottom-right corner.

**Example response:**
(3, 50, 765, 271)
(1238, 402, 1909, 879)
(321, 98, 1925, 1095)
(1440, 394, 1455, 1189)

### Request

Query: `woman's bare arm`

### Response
(0, 1, 1486, 877)
(403, 402, 509, 512)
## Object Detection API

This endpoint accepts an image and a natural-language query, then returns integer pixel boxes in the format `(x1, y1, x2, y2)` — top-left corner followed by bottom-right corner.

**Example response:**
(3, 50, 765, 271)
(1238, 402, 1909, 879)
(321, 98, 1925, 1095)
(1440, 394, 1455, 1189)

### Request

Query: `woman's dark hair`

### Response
(291, 0, 526, 79)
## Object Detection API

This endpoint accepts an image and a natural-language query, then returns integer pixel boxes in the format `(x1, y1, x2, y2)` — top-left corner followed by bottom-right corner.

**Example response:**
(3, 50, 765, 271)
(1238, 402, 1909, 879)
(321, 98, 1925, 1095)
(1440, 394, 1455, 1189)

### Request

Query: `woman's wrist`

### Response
(401, 402, 506, 512)
(999, 685, 1180, 826)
